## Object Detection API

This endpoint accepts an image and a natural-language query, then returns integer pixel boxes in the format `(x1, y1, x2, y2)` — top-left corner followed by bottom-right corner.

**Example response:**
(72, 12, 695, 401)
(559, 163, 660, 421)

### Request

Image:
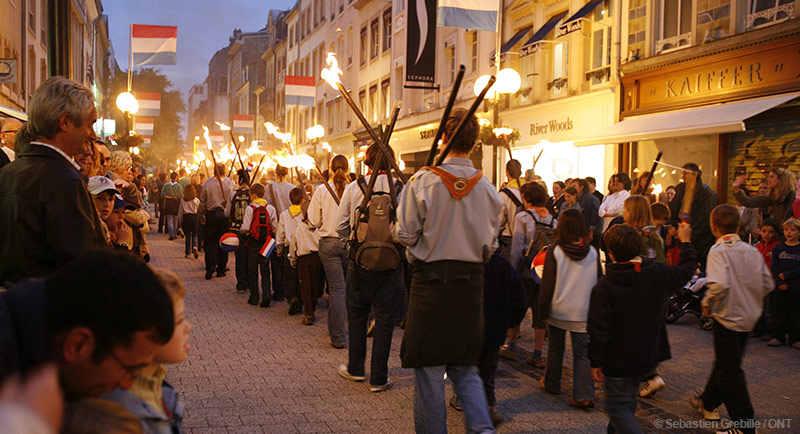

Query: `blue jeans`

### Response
(413, 365, 495, 434)
(544, 325, 594, 402)
(166, 214, 178, 238)
(346, 262, 403, 386)
(319, 237, 348, 347)
(182, 214, 198, 255)
(604, 376, 642, 434)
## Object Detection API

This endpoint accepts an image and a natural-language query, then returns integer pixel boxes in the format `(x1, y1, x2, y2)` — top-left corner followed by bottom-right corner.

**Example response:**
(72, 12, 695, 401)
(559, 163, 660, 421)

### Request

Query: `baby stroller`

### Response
(665, 273, 714, 330)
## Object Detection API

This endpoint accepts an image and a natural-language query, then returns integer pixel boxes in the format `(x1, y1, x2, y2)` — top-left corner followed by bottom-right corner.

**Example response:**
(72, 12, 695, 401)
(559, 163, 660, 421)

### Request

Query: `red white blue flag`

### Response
(233, 114, 254, 133)
(260, 235, 276, 258)
(285, 76, 315, 106)
(134, 117, 154, 135)
(135, 92, 161, 117)
(131, 25, 178, 66)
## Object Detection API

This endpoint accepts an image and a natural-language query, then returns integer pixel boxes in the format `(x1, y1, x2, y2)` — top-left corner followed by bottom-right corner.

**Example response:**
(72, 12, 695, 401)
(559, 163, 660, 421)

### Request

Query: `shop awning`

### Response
(502, 26, 533, 54)
(574, 92, 800, 147)
(520, 12, 568, 57)
(556, 0, 605, 37)
(0, 105, 27, 122)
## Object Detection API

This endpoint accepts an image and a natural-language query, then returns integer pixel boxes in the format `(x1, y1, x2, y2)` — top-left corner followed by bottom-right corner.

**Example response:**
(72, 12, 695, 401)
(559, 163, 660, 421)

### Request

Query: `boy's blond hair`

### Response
(62, 398, 143, 434)
(151, 267, 185, 299)
(782, 218, 800, 231)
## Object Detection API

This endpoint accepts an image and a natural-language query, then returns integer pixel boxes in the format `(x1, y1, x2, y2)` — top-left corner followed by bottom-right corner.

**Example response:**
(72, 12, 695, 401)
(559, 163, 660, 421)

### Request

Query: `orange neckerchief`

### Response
(425, 166, 483, 200)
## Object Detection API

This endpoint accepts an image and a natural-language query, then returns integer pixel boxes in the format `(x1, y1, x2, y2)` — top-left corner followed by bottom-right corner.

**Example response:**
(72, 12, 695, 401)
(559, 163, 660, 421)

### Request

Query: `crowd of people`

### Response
(0, 76, 797, 434)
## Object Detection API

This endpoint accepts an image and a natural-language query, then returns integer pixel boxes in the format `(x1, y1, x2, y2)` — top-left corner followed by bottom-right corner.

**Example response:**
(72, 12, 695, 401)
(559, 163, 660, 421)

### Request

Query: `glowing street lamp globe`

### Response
(474, 69, 521, 99)
(115, 92, 139, 114)
(306, 124, 325, 141)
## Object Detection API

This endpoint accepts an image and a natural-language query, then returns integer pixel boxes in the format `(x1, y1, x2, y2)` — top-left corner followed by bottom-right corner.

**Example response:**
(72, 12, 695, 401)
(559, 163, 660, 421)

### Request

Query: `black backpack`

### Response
(230, 187, 251, 229)
(500, 187, 524, 217)
(518, 212, 557, 279)
(350, 176, 401, 271)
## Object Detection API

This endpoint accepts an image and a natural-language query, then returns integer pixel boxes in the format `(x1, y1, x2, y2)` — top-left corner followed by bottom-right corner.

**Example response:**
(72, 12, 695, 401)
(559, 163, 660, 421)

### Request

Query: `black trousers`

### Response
(700, 320, 755, 434)
(245, 240, 270, 303)
(203, 210, 229, 274)
(269, 248, 284, 300)
(282, 253, 299, 303)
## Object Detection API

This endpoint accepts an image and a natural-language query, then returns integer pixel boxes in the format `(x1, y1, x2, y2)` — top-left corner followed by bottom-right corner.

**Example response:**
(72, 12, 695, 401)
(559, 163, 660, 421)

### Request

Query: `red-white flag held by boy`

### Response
(260, 235, 277, 258)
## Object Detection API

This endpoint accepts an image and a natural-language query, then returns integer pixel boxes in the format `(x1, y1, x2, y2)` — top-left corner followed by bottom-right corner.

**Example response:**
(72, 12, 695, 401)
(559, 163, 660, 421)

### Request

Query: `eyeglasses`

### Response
(108, 350, 147, 378)
(1, 129, 18, 134)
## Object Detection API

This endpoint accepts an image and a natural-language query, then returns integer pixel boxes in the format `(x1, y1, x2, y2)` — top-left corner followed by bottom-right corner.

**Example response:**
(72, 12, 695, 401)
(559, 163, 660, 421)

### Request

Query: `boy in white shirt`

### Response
(276, 187, 305, 315)
(239, 184, 278, 307)
(288, 192, 323, 326)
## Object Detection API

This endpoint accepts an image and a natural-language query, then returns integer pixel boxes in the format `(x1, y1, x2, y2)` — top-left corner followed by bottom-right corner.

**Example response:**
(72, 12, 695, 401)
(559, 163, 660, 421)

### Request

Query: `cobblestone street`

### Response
(145, 228, 800, 434)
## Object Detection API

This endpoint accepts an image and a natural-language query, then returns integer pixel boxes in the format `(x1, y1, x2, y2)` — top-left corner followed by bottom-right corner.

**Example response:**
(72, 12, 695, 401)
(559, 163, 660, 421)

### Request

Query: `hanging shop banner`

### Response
(406, 0, 436, 83)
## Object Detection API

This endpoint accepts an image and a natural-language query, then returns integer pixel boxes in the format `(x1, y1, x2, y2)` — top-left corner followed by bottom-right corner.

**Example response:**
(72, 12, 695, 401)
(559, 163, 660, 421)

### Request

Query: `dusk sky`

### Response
(104, 0, 295, 132)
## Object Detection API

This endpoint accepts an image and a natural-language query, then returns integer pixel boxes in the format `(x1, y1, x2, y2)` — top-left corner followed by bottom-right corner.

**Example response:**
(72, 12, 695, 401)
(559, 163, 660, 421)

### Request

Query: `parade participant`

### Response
(160, 172, 183, 241)
(157, 172, 168, 233)
(733, 168, 796, 224)
(178, 168, 191, 188)
(178, 184, 200, 259)
(693, 205, 774, 433)
(239, 183, 278, 307)
(105, 269, 190, 434)
(767, 218, 800, 348)
(229, 170, 252, 295)
(589, 224, 696, 433)
(199, 163, 235, 280)
(289, 193, 323, 326)
(668, 163, 718, 267)
(599, 173, 631, 231)
(0, 250, 175, 400)
(539, 209, 601, 409)
(497, 159, 523, 259)
(276, 188, 305, 315)
(267, 165, 295, 217)
(0, 76, 106, 287)
(309, 155, 349, 348)
(395, 107, 502, 434)
(335, 143, 403, 393)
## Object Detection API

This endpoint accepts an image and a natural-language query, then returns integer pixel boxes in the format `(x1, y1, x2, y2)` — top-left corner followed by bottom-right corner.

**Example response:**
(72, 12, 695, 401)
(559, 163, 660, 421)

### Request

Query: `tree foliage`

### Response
(110, 68, 185, 169)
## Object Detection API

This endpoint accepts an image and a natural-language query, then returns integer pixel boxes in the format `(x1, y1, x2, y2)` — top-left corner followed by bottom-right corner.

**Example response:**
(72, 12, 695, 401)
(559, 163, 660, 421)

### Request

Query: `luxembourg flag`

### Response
(131, 25, 178, 66)
(260, 235, 277, 258)
(285, 76, 315, 106)
(135, 92, 161, 117)
(233, 114, 254, 133)
(437, 0, 499, 32)
(208, 131, 224, 146)
(134, 117, 154, 135)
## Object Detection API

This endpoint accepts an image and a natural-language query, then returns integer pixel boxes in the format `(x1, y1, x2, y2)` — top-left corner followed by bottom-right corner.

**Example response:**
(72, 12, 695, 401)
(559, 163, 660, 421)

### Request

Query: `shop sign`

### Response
(530, 117, 574, 136)
(556, 20, 582, 37)
(0, 59, 17, 84)
(623, 36, 800, 116)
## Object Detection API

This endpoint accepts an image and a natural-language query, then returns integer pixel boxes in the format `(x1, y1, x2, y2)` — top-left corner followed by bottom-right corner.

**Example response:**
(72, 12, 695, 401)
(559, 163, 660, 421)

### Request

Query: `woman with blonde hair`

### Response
(623, 195, 665, 263)
(108, 150, 151, 261)
(733, 167, 796, 223)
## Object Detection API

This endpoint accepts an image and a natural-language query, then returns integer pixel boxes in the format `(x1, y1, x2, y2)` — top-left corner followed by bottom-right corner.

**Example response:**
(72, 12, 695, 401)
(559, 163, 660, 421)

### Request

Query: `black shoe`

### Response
(288, 299, 303, 315)
(205, 271, 213, 280)
(247, 298, 259, 306)
(260, 299, 271, 308)
(217, 271, 226, 278)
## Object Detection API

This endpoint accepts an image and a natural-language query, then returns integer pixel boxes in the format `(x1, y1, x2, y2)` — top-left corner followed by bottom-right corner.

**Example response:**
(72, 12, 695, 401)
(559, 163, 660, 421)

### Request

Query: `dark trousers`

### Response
(246, 239, 270, 303)
(269, 249, 284, 300)
(346, 262, 403, 386)
(182, 214, 198, 255)
(158, 198, 166, 232)
(235, 236, 248, 292)
(700, 320, 755, 434)
(604, 376, 642, 434)
(478, 344, 501, 407)
(203, 210, 229, 274)
(298, 252, 323, 315)
(770, 290, 800, 344)
(282, 253, 299, 303)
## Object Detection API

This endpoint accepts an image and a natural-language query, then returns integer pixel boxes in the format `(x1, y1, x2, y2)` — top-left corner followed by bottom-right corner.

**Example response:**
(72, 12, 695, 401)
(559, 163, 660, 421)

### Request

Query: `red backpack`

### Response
(248, 204, 271, 241)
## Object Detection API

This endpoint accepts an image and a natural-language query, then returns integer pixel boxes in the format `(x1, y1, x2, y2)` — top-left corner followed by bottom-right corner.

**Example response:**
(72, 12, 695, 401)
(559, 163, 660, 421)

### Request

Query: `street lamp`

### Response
(306, 124, 325, 163)
(475, 68, 521, 184)
(115, 92, 139, 136)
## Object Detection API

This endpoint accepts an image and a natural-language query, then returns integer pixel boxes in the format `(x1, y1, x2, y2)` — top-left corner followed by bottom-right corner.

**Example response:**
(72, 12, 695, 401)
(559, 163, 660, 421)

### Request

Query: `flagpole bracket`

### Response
(404, 84, 441, 91)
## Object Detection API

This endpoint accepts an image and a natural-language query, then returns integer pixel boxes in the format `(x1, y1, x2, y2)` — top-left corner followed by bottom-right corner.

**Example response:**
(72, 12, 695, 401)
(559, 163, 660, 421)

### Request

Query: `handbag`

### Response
(163, 197, 180, 216)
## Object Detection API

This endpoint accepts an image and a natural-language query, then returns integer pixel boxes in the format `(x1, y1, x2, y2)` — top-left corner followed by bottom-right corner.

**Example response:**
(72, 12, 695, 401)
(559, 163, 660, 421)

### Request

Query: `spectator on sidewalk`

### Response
(0, 249, 174, 400)
(599, 173, 631, 232)
(588, 224, 696, 433)
(0, 117, 22, 168)
(395, 107, 502, 434)
(692, 205, 774, 434)
(767, 218, 800, 348)
(0, 76, 106, 287)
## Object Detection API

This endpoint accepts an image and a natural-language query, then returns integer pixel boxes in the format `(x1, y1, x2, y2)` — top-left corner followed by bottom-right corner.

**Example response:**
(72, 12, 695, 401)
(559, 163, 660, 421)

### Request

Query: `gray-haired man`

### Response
(0, 76, 106, 287)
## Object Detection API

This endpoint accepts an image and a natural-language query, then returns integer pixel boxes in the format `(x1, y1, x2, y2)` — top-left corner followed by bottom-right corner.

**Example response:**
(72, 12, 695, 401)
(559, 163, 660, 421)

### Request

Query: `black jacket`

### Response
(587, 243, 696, 378)
(669, 181, 718, 260)
(483, 252, 527, 349)
(0, 279, 49, 382)
(0, 144, 106, 286)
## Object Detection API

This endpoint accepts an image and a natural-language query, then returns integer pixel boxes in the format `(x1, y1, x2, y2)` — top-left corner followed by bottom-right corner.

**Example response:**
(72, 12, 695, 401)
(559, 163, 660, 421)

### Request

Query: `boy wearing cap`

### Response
(88, 176, 134, 248)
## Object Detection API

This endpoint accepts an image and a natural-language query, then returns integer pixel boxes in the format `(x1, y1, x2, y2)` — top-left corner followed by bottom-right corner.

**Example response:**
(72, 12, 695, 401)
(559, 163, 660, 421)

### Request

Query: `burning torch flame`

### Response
(398, 158, 406, 171)
(322, 142, 332, 152)
(493, 127, 513, 138)
(321, 52, 343, 88)
(215, 122, 231, 131)
(265, 122, 278, 135)
(478, 118, 491, 127)
(202, 126, 213, 151)
(274, 153, 317, 171)
(652, 184, 663, 195)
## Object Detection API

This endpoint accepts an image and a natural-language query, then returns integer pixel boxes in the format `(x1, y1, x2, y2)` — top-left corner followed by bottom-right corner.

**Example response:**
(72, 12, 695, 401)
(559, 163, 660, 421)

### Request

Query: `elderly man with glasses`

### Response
(0, 117, 22, 168)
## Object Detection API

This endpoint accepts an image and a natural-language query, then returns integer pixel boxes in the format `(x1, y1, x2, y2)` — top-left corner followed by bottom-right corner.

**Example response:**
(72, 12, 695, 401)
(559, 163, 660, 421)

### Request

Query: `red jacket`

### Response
(756, 239, 779, 268)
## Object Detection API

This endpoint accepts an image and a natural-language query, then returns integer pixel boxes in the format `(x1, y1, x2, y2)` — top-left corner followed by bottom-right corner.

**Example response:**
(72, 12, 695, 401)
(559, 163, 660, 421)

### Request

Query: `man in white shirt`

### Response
(598, 173, 632, 231)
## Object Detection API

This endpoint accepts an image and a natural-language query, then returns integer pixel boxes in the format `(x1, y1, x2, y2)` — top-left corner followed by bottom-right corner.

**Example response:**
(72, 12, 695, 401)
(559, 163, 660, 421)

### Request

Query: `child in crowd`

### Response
(289, 192, 323, 325)
(539, 209, 601, 409)
(623, 195, 666, 263)
(239, 183, 278, 307)
(768, 218, 800, 348)
(559, 186, 581, 215)
(664, 220, 682, 266)
(276, 187, 305, 315)
(178, 184, 200, 259)
(588, 224, 696, 433)
(105, 268, 190, 434)
(650, 202, 670, 241)
(502, 182, 556, 368)
(694, 205, 773, 434)
(88, 176, 120, 245)
(752, 219, 780, 339)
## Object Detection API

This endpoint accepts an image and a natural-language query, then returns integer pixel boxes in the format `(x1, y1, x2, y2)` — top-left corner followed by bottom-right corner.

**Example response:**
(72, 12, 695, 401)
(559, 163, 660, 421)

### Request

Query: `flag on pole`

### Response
(285, 76, 316, 106)
(260, 236, 277, 258)
(134, 117, 154, 135)
(209, 131, 224, 146)
(142, 135, 152, 146)
(131, 25, 178, 66)
(135, 92, 161, 117)
(437, 0, 499, 31)
(233, 114, 254, 133)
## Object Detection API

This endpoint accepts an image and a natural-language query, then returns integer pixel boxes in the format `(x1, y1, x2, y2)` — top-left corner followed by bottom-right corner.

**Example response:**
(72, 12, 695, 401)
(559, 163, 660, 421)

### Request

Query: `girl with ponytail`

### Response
(332, 155, 349, 199)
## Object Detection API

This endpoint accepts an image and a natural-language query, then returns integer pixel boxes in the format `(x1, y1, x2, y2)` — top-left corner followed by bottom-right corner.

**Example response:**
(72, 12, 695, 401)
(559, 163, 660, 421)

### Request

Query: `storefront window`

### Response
(632, 135, 718, 198)
(513, 143, 613, 194)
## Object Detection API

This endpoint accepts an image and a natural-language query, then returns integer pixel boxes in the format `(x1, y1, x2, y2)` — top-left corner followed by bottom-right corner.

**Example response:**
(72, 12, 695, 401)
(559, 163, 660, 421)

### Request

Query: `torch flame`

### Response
(322, 142, 332, 152)
(202, 126, 213, 151)
(264, 122, 278, 135)
(478, 118, 491, 127)
(215, 122, 231, 131)
(274, 153, 317, 171)
(493, 127, 513, 138)
(321, 52, 343, 88)
(652, 184, 663, 195)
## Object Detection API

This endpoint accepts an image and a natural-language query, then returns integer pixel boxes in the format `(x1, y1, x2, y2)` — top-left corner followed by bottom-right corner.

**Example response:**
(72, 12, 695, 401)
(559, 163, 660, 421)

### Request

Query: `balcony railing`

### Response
(656, 31, 692, 54)
(746, 3, 795, 30)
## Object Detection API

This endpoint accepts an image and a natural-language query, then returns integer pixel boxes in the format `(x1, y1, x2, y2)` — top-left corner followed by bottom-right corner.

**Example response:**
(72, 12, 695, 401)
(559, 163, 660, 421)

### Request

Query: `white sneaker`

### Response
(369, 378, 393, 392)
(640, 375, 665, 397)
(338, 364, 365, 382)
(690, 394, 720, 421)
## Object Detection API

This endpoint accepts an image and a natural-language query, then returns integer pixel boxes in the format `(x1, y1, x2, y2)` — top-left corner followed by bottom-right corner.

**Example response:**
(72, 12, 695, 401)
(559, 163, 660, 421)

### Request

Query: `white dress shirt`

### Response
(239, 198, 278, 235)
(32, 142, 81, 170)
(598, 189, 630, 231)
(308, 181, 341, 238)
(336, 173, 399, 240)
